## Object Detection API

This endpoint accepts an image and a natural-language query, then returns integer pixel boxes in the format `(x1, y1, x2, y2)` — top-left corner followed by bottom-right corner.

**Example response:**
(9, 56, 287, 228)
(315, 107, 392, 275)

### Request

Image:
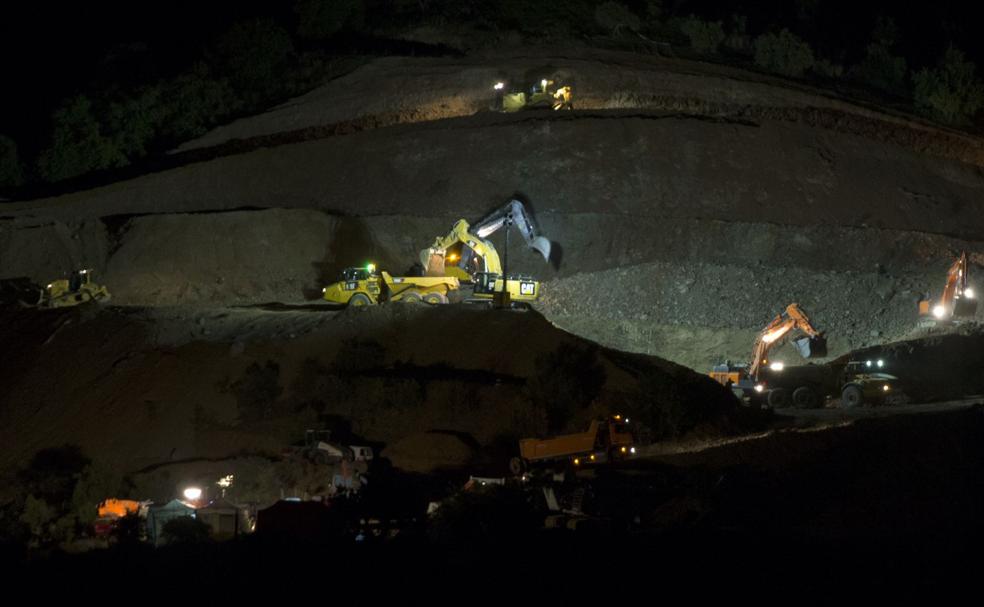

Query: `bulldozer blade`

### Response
(793, 335, 827, 359)
(530, 236, 552, 263)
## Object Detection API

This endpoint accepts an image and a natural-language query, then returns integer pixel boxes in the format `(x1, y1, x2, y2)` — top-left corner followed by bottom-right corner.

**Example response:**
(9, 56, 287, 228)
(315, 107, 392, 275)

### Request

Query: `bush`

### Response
(161, 516, 211, 545)
(812, 58, 844, 79)
(159, 63, 239, 143)
(849, 43, 908, 95)
(295, 0, 365, 41)
(107, 85, 166, 159)
(36, 96, 126, 182)
(913, 47, 984, 125)
(753, 29, 815, 77)
(594, 1, 641, 36)
(678, 15, 725, 54)
(209, 19, 295, 106)
(0, 135, 24, 191)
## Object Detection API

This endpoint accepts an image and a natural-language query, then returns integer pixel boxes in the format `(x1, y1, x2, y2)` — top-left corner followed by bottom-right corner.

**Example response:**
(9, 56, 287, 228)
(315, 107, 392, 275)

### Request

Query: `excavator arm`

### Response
(748, 303, 826, 379)
(421, 199, 552, 279)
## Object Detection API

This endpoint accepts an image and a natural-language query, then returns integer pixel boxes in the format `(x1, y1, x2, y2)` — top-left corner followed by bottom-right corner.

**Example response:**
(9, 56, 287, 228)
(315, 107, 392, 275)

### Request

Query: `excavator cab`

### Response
(792, 334, 827, 359)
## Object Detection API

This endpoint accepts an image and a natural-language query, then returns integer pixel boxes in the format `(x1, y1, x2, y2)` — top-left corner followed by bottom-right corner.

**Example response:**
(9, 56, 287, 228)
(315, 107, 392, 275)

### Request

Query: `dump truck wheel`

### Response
(841, 385, 864, 408)
(509, 457, 526, 475)
(767, 388, 789, 409)
(423, 292, 448, 305)
(400, 292, 422, 304)
(792, 386, 820, 409)
(349, 293, 371, 307)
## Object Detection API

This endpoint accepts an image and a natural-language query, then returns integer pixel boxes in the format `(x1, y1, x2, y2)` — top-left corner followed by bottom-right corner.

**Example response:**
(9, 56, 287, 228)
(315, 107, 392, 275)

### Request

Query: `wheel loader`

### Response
(322, 263, 459, 306)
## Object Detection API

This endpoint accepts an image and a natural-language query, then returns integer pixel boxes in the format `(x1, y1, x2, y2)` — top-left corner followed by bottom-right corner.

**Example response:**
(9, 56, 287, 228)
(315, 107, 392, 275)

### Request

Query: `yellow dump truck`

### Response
(322, 264, 460, 306)
(509, 415, 635, 475)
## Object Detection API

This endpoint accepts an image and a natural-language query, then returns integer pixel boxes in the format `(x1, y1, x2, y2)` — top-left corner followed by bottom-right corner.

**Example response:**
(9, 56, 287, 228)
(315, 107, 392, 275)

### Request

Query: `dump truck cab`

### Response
(837, 359, 903, 408)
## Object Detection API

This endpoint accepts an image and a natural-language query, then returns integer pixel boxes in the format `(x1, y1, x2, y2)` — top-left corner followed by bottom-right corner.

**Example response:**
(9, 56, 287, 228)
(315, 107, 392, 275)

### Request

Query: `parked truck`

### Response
(509, 415, 635, 475)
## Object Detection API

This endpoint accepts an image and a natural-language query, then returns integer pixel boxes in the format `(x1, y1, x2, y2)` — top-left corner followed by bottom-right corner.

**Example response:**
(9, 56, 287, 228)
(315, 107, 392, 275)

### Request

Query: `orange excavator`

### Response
(918, 251, 977, 322)
(710, 303, 827, 407)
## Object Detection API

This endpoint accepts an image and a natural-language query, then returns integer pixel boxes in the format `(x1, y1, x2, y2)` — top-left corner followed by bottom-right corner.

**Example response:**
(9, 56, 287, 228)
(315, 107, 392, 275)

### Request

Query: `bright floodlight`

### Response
(769, 362, 785, 371)
(493, 82, 504, 90)
(965, 288, 975, 299)
(877, 359, 884, 368)
(183, 487, 202, 501)
(754, 384, 765, 393)
(933, 305, 945, 319)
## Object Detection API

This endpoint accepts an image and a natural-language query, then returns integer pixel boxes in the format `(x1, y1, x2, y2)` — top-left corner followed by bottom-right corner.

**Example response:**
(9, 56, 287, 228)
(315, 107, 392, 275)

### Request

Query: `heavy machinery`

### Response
(322, 263, 460, 306)
(709, 303, 828, 408)
(287, 429, 375, 466)
(420, 199, 552, 307)
(0, 269, 111, 309)
(918, 251, 977, 323)
(509, 415, 635, 475)
(493, 77, 573, 112)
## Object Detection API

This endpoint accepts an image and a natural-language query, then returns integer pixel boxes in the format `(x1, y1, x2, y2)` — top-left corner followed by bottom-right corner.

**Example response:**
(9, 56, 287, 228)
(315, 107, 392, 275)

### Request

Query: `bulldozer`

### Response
(1, 269, 110, 309)
(420, 199, 553, 308)
(322, 263, 460, 306)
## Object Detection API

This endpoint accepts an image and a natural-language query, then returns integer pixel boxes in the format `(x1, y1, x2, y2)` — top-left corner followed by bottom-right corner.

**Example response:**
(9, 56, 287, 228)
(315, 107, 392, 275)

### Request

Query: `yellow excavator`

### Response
(709, 303, 827, 407)
(420, 199, 553, 308)
(918, 251, 977, 323)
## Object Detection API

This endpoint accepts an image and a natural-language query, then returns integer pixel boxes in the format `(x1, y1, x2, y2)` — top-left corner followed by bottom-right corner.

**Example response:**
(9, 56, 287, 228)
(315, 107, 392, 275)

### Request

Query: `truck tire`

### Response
(767, 388, 789, 409)
(841, 384, 864, 408)
(400, 292, 422, 304)
(509, 457, 527, 476)
(348, 293, 372, 307)
(423, 292, 448, 305)
(792, 386, 820, 409)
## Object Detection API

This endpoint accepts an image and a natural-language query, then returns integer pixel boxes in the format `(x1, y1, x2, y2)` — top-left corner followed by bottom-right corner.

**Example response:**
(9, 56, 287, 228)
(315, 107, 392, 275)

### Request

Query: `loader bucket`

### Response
(530, 236, 552, 263)
(954, 297, 978, 318)
(793, 335, 827, 359)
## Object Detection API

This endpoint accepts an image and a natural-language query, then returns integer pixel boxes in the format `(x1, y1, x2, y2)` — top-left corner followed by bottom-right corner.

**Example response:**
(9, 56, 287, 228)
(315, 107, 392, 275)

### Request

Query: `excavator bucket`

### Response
(530, 235, 551, 263)
(793, 335, 827, 359)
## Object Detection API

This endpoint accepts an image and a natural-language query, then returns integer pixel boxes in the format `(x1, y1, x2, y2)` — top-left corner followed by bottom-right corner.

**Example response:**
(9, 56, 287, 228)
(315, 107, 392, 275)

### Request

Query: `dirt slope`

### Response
(1, 49, 983, 376)
(0, 305, 735, 478)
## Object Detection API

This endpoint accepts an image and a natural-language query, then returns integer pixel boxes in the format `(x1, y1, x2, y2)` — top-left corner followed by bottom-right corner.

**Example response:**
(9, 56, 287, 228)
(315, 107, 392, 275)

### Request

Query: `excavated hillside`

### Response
(2, 48, 984, 478)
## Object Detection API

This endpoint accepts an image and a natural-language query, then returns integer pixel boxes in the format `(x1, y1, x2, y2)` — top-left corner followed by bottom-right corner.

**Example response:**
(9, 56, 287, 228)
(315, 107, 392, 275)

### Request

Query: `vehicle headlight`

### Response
(754, 384, 765, 393)
(769, 362, 784, 371)
(630, 447, 636, 454)
(933, 305, 945, 319)
(882, 385, 890, 392)
(965, 287, 975, 299)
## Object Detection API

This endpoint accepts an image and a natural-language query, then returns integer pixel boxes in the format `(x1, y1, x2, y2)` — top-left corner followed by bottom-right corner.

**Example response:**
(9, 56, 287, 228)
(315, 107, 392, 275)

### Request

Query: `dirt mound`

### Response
(382, 432, 476, 473)
(0, 305, 737, 479)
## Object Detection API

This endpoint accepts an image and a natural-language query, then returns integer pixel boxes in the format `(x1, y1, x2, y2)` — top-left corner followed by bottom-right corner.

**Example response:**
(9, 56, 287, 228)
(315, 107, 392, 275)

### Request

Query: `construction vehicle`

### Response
(287, 429, 375, 466)
(420, 199, 552, 308)
(509, 415, 635, 475)
(493, 77, 573, 112)
(752, 357, 903, 409)
(322, 263, 460, 306)
(0, 269, 110, 309)
(709, 303, 828, 408)
(918, 251, 977, 323)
